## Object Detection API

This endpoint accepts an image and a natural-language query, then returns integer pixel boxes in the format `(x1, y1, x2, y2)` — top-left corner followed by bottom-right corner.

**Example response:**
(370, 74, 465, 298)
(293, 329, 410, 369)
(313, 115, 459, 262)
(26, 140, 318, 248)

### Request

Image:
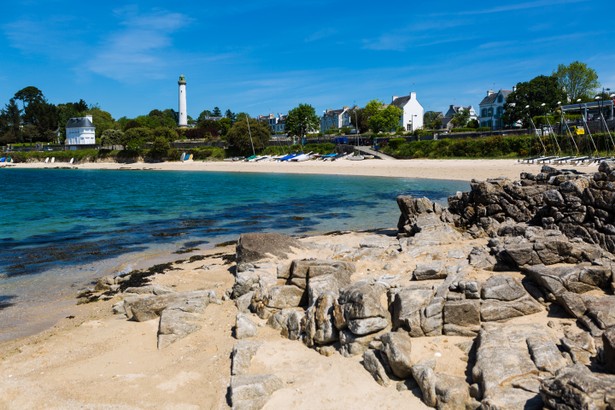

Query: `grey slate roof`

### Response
(391, 96, 411, 108)
(66, 117, 94, 128)
(479, 90, 512, 106)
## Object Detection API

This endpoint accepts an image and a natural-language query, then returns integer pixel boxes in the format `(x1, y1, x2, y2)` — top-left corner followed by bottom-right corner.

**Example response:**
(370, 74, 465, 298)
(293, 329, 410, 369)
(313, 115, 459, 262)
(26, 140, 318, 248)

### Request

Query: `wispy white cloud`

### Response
(3, 15, 82, 55)
(305, 28, 338, 43)
(84, 8, 193, 82)
(454, 0, 590, 15)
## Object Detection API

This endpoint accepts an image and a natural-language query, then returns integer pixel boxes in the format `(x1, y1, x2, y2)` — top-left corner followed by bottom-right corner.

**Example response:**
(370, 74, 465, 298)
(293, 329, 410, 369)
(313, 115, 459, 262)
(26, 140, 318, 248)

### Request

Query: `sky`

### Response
(1, 0, 614, 121)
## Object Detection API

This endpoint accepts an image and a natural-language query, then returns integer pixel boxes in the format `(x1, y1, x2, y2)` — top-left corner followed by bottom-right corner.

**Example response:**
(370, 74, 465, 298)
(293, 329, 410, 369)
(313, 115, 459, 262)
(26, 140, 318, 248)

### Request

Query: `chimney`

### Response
(410, 92, 416, 99)
(392, 96, 398, 102)
(86, 115, 93, 123)
(487, 90, 495, 96)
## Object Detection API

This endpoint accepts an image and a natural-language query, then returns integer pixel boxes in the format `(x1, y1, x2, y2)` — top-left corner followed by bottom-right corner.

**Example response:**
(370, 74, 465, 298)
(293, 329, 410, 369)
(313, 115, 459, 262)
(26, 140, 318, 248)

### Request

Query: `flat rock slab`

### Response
(236, 233, 305, 264)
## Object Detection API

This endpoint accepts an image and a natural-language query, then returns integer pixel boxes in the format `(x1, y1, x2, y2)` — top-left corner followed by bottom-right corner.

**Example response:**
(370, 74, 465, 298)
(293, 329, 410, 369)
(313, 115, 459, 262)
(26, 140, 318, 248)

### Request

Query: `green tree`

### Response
(0, 98, 23, 143)
(124, 127, 152, 151)
(225, 109, 236, 122)
(100, 129, 125, 148)
(149, 136, 171, 159)
(451, 109, 470, 128)
(369, 104, 402, 133)
(554, 61, 599, 102)
(285, 103, 320, 143)
(226, 114, 270, 155)
(87, 107, 116, 139)
(424, 111, 443, 129)
(503, 75, 566, 128)
(13, 86, 44, 110)
(362, 100, 384, 131)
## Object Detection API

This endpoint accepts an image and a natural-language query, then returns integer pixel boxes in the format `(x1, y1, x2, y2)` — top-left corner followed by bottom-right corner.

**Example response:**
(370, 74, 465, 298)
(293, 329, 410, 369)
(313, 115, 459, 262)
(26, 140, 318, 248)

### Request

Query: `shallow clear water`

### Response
(0, 168, 468, 340)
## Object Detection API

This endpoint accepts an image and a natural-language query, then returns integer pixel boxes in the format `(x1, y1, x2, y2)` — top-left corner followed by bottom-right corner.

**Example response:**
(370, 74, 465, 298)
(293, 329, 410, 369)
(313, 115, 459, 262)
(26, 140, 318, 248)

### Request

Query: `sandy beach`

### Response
(8, 157, 569, 181)
(0, 158, 599, 409)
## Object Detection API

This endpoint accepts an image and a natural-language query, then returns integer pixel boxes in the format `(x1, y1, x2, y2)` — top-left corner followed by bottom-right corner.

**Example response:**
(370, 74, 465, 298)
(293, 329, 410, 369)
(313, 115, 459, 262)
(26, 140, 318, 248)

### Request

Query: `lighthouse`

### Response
(178, 74, 188, 127)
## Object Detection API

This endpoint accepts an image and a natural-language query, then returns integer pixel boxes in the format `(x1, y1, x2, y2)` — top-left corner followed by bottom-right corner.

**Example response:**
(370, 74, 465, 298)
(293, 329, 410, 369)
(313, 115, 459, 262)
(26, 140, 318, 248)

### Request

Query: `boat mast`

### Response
(246, 116, 255, 156)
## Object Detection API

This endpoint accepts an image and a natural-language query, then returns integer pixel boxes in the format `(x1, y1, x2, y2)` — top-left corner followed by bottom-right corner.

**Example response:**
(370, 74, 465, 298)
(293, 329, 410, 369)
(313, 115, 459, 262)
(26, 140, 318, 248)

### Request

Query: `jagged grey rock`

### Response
(235, 313, 257, 339)
(413, 261, 447, 281)
(157, 292, 214, 349)
(411, 360, 437, 407)
(540, 364, 615, 409)
(304, 292, 339, 347)
(124, 290, 216, 322)
(603, 327, 615, 373)
(229, 374, 284, 410)
(264, 285, 304, 309)
(236, 232, 305, 264)
(339, 280, 390, 336)
(526, 335, 568, 374)
(390, 286, 433, 336)
(481, 275, 528, 301)
(362, 349, 390, 386)
(380, 331, 413, 379)
(473, 323, 557, 409)
(480, 296, 543, 322)
(231, 341, 262, 376)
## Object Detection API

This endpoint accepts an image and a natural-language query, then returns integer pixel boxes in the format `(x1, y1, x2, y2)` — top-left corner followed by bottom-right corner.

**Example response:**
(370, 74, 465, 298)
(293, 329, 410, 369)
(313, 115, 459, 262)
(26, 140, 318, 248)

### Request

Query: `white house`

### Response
(478, 89, 511, 130)
(391, 92, 424, 131)
(65, 115, 96, 149)
(321, 106, 353, 133)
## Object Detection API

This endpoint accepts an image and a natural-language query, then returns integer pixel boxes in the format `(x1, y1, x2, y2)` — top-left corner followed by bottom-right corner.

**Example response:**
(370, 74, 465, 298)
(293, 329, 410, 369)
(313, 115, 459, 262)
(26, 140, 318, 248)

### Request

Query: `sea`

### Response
(0, 168, 469, 341)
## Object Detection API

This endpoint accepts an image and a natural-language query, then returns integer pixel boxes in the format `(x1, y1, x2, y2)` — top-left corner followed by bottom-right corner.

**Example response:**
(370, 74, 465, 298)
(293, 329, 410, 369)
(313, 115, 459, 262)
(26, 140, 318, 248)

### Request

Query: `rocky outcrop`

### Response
(226, 163, 615, 408)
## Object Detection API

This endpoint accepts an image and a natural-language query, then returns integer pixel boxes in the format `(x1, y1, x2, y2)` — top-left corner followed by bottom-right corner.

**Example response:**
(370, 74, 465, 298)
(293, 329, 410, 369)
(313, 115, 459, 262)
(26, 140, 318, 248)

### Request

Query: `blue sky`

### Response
(1, 0, 614, 120)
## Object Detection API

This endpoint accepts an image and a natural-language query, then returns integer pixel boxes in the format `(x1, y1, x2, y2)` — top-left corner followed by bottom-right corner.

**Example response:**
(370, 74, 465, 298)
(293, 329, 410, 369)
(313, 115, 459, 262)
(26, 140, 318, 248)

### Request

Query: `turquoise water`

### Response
(0, 168, 468, 340)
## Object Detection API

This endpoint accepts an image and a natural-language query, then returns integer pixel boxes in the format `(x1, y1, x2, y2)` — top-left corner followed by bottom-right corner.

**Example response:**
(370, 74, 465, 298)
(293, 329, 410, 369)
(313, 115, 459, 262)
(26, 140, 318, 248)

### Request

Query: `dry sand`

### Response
(8, 157, 576, 181)
(0, 158, 584, 409)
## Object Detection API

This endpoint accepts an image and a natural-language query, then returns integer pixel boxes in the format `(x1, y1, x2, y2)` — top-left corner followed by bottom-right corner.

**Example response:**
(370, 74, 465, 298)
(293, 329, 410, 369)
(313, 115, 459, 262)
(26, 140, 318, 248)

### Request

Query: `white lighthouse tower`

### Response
(178, 74, 188, 127)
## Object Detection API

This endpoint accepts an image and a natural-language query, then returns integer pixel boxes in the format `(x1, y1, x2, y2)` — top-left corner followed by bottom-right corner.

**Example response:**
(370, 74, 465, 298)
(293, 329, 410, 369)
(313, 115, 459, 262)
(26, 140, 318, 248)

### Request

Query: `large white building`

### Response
(391, 92, 424, 131)
(65, 115, 96, 149)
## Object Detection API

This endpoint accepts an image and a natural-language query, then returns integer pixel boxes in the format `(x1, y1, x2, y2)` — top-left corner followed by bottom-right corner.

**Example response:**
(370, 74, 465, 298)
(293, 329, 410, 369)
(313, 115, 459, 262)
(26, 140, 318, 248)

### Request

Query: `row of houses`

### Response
(256, 89, 512, 135)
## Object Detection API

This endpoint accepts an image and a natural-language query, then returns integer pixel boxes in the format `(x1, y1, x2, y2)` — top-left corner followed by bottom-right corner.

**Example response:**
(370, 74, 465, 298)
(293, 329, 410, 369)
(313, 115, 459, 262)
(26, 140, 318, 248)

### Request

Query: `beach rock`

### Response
(434, 373, 472, 410)
(234, 313, 257, 339)
(390, 286, 433, 336)
(523, 264, 613, 297)
(236, 232, 305, 264)
(603, 327, 615, 373)
(526, 335, 568, 374)
(157, 292, 214, 348)
(362, 349, 390, 386)
(586, 295, 615, 330)
(540, 364, 615, 409)
(561, 327, 597, 365)
(380, 331, 413, 379)
(338, 327, 389, 357)
(411, 360, 437, 407)
(229, 374, 283, 410)
(264, 285, 304, 309)
(481, 275, 527, 301)
(413, 262, 446, 281)
(288, 259, 354, 293)
(480, 296, 543, 322)
(442, 300, 480, 336)
(473, 323, 558, 408)
(231, 341, 262, 376)
(304, 292, 339, 347)
(124, 290, 215, 322)
(339, 280, 390, 336)
(232, 264, 277, 299)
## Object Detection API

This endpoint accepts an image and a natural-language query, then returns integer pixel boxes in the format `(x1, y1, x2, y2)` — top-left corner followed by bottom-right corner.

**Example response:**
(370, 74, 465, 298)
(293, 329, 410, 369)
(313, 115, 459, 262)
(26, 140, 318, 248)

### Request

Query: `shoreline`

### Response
(7, 158, 563, 182)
